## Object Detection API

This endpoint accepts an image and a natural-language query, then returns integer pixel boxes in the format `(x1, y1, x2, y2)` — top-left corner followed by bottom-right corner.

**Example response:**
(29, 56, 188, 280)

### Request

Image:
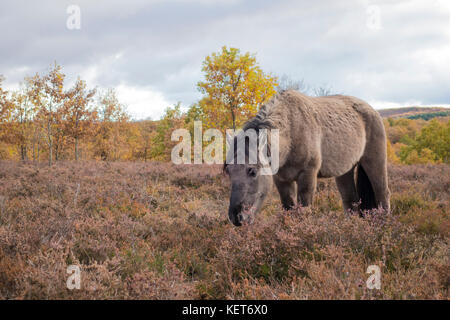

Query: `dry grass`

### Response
(0, 160, 448, 299)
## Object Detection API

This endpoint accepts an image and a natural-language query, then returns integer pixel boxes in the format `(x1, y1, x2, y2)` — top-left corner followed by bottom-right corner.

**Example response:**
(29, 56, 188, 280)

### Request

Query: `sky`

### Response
(1, 0, 449, 120)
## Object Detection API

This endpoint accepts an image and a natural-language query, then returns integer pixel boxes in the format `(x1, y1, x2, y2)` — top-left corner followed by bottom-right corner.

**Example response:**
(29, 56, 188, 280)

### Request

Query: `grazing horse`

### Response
(224, 90, 390, 226)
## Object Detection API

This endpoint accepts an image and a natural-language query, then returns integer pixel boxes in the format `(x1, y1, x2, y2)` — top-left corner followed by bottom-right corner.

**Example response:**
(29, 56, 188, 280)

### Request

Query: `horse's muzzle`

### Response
(228, 204, 243, 227)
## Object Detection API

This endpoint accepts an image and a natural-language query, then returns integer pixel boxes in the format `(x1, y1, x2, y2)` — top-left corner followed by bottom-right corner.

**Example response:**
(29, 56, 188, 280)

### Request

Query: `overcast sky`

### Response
(1, 0, 449, 119)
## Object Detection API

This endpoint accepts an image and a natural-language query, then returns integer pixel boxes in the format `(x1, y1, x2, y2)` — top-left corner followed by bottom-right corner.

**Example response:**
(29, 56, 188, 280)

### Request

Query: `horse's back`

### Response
(278, 91, 381, 177)
(288, 91, 384, 143)
(277, 91, 380, 125)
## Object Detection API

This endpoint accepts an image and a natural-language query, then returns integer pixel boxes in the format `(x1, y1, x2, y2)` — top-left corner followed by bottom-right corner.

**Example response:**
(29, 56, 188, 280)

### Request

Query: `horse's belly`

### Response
(319, 129, 365, 177)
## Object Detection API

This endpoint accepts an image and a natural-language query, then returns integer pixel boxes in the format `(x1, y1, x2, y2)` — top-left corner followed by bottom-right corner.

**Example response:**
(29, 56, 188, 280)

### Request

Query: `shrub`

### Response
(0, 160, 448, 299)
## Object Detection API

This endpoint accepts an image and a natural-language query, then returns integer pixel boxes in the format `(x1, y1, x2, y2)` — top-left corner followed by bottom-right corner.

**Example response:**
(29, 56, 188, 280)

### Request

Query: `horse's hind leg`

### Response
(335, 166, 359, 212)
(360, 147, 391, 212)
(274, 178, 296, 210)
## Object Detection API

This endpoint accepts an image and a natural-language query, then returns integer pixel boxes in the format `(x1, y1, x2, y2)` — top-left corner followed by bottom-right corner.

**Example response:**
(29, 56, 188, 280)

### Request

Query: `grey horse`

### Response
(224, 90, 390, 226)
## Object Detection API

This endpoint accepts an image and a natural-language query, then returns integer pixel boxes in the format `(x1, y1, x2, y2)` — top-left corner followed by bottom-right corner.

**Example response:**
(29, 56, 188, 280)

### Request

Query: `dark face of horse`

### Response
(225, 164, 272, 226)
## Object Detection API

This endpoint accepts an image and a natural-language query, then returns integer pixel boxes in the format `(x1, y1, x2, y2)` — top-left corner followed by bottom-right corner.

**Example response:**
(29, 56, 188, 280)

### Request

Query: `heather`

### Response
(0, 160, 448, 299)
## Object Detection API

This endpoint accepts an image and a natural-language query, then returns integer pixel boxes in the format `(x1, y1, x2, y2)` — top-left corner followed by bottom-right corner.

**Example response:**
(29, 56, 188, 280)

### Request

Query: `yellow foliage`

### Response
(401, 148, 437, 165)
(386, 140, 400, 163)
(197, 46, 277, 130)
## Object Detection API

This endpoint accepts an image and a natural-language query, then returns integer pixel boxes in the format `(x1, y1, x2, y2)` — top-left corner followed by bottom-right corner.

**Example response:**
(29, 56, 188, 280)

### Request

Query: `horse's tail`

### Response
(356, 163, 377, 211)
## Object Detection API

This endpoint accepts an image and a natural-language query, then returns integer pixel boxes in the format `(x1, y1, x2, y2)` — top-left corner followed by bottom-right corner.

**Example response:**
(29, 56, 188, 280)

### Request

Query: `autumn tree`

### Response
(133, 120, 157, 162)
(0, 76, 11, 142)
(27, 63, 66, 166)
(0, 76, 13, 158)
(386, 139, 400, 164)
(151, 103, 185, 161)
(184, 102, 205, 138)
(30, 118, 43, 161)
(0, 76, 11, 123)
(197, 46, 278, 130)
(64, 78, 97, 160)
(9, 87, 36, 160)
(94, 89, 129, 161)
(385, 118, 423, 144)
(399, 119, 450, 164)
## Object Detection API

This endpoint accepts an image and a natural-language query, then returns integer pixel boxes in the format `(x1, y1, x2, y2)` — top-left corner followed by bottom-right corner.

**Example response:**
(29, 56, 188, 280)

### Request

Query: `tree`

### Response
(412, 119, 449, 163)
(386, 139, 400, 163)
(276, 74, 309, 93)
(133, 120, 157, 162)
(27, 63, 66, 166)
(94, 89, 129, 161)
(0, 76, 12, 148)
(9, 87, 36, 160)
(64, 78, 97, 160)
(398, 119, 449, 164)
(151, 103, 185, 161)
(0, 76, 11, 123)
(197, 46, 278, 130)
(313, 85, 334, 97)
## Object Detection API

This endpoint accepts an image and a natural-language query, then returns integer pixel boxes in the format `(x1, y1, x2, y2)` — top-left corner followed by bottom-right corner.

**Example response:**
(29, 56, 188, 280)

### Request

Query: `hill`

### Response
(377, 106, 449, 119)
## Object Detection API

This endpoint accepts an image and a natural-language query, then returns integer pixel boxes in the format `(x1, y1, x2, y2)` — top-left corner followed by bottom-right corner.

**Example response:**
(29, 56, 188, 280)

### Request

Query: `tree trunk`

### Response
(48, 120, 53, 167)
(48, 141, 53, 166)
(55, 144, 59, 161)
(230, 107, 236, 131)
(75, 137, 79, 161)
(20, 145, 26, 161)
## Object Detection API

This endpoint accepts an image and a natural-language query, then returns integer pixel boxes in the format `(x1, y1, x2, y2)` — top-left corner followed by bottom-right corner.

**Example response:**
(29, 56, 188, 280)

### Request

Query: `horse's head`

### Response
(224, 162, 273, 226)
(224, 121, 278, 226)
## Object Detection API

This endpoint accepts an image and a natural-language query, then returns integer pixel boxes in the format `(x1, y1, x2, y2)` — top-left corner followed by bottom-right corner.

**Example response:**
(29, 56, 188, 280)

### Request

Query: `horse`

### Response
(224, 90, 390, 226)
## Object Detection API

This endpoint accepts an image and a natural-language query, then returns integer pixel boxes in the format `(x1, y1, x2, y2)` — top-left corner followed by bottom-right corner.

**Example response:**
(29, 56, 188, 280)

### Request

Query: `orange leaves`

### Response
(91, 89, 131, 161)
(63, 77, 98, 160)
(0, 75, 12, 123)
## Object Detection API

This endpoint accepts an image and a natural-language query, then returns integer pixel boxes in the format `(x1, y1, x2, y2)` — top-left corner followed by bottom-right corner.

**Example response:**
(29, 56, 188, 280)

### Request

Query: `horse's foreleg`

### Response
(274, 178, 296, 210)
(335, 166, 359, 212)
(297, 169, 318, 207)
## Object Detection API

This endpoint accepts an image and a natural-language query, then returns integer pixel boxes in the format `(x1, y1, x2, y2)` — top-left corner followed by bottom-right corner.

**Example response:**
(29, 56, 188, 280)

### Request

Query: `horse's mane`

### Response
(242, 93, 279, 131)
(223, 94, 280, 172)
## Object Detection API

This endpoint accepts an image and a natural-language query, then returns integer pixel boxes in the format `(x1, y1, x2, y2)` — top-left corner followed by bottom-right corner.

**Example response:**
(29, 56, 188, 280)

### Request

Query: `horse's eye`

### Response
(247, 167, 257, 177)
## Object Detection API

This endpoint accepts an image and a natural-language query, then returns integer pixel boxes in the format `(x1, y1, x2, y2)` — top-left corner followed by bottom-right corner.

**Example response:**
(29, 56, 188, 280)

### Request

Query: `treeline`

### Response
(385, 117, 449, 164)
(0, 63, 161, 163)
(0, 47, 280, 164)
(1, 47, 449, 165)
(406, 111, 450, 121)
